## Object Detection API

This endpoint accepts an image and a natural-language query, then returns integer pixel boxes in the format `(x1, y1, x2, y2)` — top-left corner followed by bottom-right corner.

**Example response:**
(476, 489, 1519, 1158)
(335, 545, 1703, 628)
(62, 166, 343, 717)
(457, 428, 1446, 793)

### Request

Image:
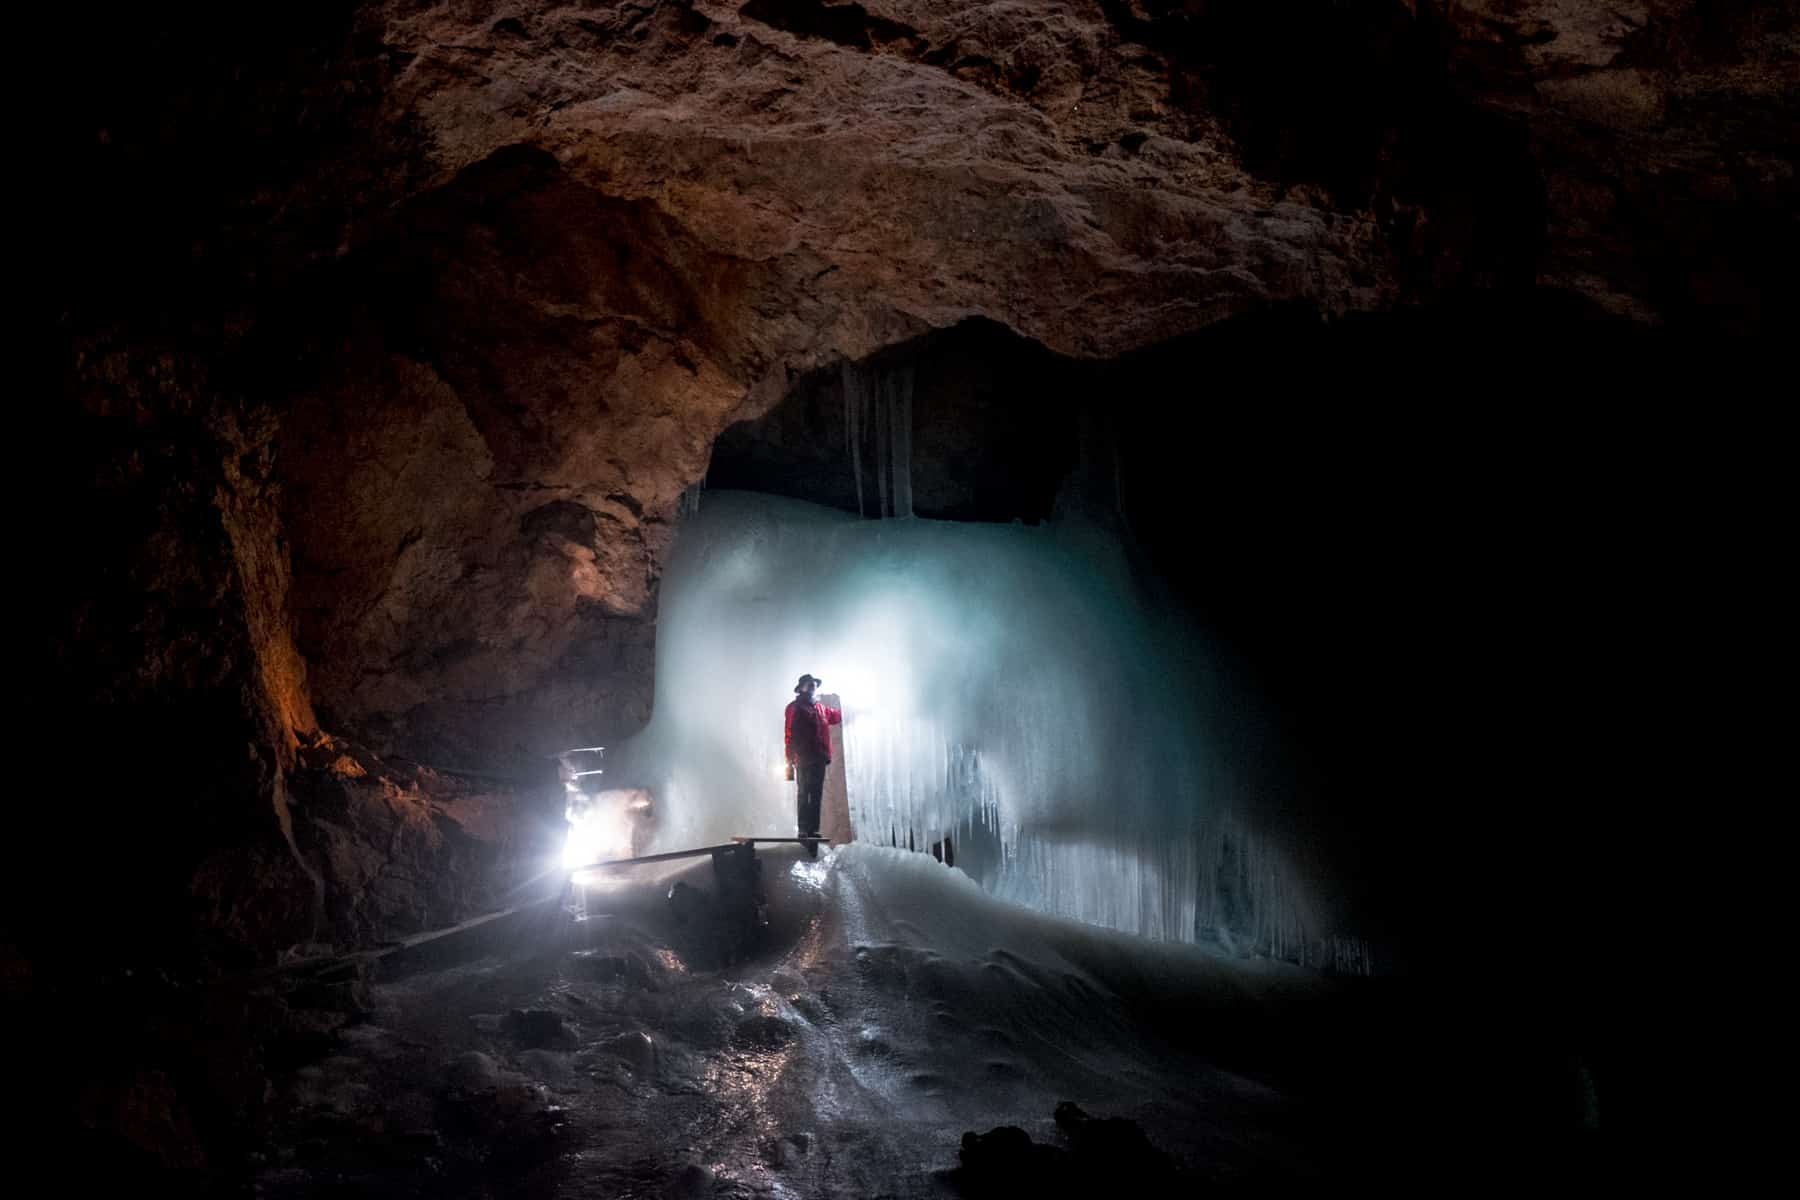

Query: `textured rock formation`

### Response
(289, 736, 563, 947)
(38, 343, 322, 961)
(1442, 0, 1797, 328)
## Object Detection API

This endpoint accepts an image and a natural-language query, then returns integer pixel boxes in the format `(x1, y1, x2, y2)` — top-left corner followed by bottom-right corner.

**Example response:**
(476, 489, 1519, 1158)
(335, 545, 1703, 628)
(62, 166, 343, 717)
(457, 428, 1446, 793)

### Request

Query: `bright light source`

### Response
(563, 804, 633, 870)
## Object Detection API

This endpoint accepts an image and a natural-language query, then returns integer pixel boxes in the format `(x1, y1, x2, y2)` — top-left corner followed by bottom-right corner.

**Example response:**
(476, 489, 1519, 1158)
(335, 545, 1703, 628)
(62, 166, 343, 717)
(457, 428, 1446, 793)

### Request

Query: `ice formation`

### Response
(842, 360, 915, 519)
(609, 490, 1367, 971)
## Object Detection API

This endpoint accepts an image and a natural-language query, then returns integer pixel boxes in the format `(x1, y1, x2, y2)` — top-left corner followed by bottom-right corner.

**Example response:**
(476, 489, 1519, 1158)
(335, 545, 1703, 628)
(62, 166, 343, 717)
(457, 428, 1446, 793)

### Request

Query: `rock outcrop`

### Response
(288, 736, 563, 948)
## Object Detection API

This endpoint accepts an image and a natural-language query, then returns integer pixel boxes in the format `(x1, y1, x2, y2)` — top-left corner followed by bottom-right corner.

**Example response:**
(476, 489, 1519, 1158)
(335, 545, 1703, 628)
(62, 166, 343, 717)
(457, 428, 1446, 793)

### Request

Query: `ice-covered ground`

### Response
(698, 844, 1322, 1192)
(258, 843, 1597, 1196)
(256, 845, 1364, 1196)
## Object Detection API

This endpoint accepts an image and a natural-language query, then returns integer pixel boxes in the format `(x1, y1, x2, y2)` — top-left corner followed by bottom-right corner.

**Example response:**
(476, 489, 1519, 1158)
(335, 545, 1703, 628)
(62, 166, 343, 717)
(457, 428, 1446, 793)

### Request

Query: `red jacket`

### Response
(785, 698, 842, 763)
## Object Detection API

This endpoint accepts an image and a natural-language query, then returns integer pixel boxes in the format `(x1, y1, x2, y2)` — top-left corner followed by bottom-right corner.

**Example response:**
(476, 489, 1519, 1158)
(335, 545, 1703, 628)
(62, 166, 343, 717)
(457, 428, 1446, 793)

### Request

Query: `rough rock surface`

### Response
(1443, 0, 1797, 328)
(39, 342, 323, 961)
(289, 736, 562, 947)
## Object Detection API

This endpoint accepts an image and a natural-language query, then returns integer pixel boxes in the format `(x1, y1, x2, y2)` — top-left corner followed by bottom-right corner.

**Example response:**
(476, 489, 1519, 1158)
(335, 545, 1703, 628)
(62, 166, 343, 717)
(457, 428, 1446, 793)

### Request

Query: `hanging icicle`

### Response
(676, 476, 707, 521)
(842, 359, 916, 520)
(843, 362, 866, 519)
(890, 363, 915, 519)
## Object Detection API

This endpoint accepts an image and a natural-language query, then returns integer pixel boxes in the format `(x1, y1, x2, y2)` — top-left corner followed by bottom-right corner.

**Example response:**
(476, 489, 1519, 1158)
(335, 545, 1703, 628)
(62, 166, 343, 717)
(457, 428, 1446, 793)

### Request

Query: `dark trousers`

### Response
(795, 758, 827, 837)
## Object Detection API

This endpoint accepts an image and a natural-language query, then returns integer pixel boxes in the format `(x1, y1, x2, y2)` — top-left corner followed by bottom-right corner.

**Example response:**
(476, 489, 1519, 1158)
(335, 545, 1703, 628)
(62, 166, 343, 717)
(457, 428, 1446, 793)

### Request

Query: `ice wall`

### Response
(609, 491, 1366, 970)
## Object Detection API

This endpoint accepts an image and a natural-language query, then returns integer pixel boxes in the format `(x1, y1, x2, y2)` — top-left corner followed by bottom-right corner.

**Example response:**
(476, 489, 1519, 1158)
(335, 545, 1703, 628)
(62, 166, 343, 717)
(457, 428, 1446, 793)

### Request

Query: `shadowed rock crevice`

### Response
(1100, 0, 1549, 294)
(739, 0, 923, 51)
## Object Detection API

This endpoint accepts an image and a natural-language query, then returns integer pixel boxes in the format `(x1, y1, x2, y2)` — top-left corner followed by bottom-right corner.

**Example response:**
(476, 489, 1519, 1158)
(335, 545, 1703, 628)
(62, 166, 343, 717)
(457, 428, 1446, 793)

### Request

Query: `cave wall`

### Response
(36, 344, 322, 963)
(34, 0, 1795, 964)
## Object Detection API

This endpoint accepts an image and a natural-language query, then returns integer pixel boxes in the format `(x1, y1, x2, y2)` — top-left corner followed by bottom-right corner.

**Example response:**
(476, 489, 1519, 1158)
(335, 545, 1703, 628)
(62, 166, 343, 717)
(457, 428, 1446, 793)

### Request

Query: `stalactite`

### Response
(843, 362, 866, 519)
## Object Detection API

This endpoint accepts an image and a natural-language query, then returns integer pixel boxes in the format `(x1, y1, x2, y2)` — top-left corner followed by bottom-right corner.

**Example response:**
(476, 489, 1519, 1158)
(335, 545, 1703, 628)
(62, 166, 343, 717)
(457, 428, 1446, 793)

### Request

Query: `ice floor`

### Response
(254, 845, 1592, 1196)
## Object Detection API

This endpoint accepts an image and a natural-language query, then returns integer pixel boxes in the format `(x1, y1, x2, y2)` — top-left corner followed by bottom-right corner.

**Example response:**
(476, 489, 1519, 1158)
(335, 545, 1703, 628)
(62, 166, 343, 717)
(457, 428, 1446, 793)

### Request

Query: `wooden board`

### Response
(571, 842, 742, 869)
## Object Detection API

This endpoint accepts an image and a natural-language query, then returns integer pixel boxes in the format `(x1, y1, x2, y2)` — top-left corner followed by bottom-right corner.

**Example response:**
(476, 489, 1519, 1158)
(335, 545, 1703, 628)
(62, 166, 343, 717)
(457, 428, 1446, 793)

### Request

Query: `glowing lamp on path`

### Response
(563, 805, 634, 870)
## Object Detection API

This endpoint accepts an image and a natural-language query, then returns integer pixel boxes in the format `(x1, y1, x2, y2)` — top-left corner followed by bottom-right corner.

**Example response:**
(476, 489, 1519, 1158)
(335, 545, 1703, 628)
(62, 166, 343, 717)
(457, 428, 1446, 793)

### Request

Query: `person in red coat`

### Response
(784, 673, 842, 843)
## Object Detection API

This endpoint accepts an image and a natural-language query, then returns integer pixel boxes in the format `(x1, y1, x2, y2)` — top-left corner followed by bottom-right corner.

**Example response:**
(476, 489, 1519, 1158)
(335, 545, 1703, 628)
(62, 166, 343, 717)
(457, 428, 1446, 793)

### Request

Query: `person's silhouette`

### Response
(783, 673, 841, 849)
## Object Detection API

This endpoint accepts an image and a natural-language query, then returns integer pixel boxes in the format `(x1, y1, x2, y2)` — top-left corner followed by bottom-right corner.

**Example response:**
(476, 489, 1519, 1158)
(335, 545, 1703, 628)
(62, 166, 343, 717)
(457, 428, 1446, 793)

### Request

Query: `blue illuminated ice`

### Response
(609, 490, 1366, 971)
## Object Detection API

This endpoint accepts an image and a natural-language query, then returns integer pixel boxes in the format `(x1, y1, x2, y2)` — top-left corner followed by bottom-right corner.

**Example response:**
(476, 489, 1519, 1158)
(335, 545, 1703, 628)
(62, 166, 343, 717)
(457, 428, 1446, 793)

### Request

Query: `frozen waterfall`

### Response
(610, 491, 1368, 972)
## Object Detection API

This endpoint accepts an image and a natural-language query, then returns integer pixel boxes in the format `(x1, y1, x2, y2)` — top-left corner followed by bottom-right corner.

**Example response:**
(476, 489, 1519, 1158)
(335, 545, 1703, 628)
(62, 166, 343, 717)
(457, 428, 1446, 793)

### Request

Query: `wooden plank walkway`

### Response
(569, 842, 744, 871)
(267, 836, 821, 981)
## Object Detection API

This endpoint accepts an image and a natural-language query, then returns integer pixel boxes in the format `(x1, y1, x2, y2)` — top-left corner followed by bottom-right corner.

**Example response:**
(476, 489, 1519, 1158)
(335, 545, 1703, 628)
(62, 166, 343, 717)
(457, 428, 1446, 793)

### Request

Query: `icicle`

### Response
(875, 371, 890, 520)
(1111, 415, 1126, 520)
(843, 362, 866, 519)
(841, 359, 915, 521)
(676, 479, 705, 520)
(892, 364, 914, 519)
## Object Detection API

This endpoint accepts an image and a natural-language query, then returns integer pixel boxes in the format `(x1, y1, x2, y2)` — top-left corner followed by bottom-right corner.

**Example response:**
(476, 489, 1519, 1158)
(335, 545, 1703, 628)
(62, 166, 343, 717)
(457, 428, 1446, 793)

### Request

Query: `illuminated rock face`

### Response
(39, 1, 1794, 959)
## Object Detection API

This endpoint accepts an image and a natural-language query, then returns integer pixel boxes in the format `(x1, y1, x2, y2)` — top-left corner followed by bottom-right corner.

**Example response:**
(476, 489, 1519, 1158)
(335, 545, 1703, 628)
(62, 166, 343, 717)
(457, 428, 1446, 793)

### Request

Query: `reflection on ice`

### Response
(788, 859, 830, 891)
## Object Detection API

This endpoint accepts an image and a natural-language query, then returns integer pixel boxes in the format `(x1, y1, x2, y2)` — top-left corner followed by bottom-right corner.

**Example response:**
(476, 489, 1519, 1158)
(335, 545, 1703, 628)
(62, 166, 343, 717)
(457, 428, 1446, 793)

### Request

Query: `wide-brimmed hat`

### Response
(793, 673, 821, 692)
